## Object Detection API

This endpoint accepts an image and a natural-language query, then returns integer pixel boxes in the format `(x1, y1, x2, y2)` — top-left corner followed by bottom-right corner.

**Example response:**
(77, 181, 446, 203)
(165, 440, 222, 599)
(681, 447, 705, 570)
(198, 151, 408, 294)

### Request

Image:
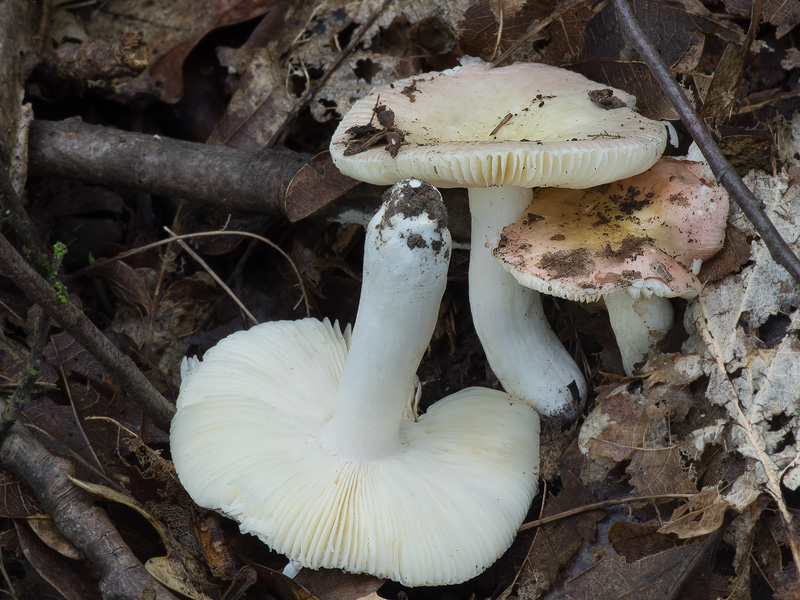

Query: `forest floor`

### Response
(2, 0, 800, 599)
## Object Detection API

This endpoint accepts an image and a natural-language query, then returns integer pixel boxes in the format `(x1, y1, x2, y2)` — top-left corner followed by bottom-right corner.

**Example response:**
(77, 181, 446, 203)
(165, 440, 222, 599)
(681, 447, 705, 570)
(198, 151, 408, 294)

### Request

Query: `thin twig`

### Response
(0, 158, 50, 276)
(164, 227, 259, 326)
(518, 493, 695, 531)
(611, 0, 800, 285)
(1, 139, 53, 435)
(70, 229, 312, 318)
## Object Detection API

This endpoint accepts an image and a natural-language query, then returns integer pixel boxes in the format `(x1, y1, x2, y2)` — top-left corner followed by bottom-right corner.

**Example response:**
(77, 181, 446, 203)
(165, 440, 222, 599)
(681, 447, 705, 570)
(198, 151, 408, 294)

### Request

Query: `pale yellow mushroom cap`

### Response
(330, 62, 668, 189)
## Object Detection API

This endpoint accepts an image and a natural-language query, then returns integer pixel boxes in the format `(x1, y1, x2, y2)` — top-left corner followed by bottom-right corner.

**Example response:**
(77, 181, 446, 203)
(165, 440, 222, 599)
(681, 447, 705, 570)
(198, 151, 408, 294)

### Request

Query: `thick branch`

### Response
(27, 119, 310, 215)
(611, 0, 800, 285)
(0, 233, 175, 431)
(0, 0, 36, 192)
(1, 423, 179, 600)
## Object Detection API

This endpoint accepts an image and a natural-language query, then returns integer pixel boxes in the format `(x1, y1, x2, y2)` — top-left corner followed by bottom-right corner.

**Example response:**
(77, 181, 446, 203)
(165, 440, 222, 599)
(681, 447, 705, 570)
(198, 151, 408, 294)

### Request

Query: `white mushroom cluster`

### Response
(171, 180, 540, 586)
(331, 61, 669, 416)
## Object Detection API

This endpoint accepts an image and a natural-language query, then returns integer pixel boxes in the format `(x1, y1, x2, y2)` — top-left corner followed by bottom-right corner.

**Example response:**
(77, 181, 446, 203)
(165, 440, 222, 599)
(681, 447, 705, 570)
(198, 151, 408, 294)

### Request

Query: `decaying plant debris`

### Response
(3, 0, 800, 599)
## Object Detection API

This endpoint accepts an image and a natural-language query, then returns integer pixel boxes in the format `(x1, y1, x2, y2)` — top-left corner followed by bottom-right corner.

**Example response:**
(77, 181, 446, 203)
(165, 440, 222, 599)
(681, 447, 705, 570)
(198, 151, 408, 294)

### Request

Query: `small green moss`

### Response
(53, 241, 68, 262)
(53, 279, 69, 303)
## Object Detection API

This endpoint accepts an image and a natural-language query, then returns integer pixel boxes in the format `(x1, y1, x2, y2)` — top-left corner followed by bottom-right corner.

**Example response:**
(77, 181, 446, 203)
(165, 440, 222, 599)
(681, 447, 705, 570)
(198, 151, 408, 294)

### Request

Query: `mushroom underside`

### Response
(171, 318, 540, 587)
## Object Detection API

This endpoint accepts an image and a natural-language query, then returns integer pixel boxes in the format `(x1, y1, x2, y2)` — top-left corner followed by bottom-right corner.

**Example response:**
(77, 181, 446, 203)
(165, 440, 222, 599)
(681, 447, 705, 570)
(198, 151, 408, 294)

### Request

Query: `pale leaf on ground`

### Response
(685, 170, 800, 565)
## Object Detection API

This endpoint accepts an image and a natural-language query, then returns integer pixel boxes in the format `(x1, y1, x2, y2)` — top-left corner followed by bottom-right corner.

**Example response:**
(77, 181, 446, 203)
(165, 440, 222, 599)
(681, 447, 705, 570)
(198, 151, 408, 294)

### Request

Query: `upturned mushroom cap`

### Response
(170, 180, 540, 586)
(330, 61, 668, 189)
(494, 157, 729, 302)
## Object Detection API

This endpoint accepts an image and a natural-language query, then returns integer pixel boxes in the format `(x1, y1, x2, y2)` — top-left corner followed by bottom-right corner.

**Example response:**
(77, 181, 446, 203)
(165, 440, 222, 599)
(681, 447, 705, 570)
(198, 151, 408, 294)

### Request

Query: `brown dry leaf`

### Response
(146, 556, 225, 600)
(511, 472, 604, 599)
(81, 0, 282, 102)
(284, 153, 360, 221)
(562, 539, 706, 599)
(579, 356, 710, 497)
(294, 569, 384, 600)
(627, 447, 697, 497)
(45, 330, 108, 384)
(700, 1, 762, 132)
(548, 0, 748, 120)
(118, 426, 242, 584)
(249, 564, 320, 600)
(577, 382, 667, 482)
(701, 43, 746, 130)
(722, 0, 800, 38)
(67, 426, 234, 599)
(68, 476, 169, 547)
(658, 486, 730, 539)
(206, 47, 295, 150)
(280, 0, 483, 125)
(27, 517, 82, 560)
(90, 260, 152, 310)
(608, 521, 677, 562)
(580, 1, 707, 71)
(457, 0, 554, 61)
(22, 398, 109, 483)
(107, 270, 220, 373)
(14, 519, 103, 600)
(775, 564, 800, 599)
(697, 224, 752, 283)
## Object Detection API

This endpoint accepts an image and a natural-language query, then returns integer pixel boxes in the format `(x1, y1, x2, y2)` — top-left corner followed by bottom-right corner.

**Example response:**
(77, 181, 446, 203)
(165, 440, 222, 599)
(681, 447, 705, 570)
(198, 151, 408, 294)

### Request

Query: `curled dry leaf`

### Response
(658, 486, 731, 539)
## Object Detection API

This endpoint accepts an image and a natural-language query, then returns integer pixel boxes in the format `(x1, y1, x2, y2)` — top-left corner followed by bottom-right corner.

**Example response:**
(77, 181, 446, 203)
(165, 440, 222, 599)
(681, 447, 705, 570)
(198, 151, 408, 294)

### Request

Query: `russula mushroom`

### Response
(329, 60, 668, 418)
(170, 180, 540, 586)
(494, 157, 729, 375)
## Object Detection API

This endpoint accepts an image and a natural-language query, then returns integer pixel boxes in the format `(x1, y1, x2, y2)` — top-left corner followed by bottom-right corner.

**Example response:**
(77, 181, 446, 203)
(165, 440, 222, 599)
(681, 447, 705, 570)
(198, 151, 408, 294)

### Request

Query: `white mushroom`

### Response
(330, 61, 668, 417)
(170, 180, 540, 586)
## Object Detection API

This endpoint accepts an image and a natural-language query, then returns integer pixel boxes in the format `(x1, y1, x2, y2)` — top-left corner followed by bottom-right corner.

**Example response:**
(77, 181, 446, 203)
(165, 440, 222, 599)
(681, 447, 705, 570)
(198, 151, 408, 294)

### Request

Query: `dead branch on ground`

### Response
(27, 119, 311, 216)
(1, 423, 179, 600)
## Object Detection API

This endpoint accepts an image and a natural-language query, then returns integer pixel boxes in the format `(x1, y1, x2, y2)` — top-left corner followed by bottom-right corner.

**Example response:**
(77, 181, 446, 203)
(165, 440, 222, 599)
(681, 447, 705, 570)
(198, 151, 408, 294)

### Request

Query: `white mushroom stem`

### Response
(604, 289, 674, 375)
(322, 182, 451, 461)
(468, 188, 586, 418)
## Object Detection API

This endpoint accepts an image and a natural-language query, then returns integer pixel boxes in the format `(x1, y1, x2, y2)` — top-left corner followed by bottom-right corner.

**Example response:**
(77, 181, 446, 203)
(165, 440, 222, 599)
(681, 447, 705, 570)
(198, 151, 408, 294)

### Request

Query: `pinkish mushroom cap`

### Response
(494, 157, 729, 303)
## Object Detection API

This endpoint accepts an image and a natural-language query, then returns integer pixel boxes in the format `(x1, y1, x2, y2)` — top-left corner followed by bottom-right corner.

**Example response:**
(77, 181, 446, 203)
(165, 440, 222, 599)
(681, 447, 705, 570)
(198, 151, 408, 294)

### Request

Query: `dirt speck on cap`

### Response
(537, 248, 595, 279)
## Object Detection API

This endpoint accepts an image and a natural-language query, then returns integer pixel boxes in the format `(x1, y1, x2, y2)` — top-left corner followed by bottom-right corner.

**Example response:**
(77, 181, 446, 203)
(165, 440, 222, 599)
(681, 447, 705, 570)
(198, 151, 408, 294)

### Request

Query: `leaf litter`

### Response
(7, 0, 800, 598)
